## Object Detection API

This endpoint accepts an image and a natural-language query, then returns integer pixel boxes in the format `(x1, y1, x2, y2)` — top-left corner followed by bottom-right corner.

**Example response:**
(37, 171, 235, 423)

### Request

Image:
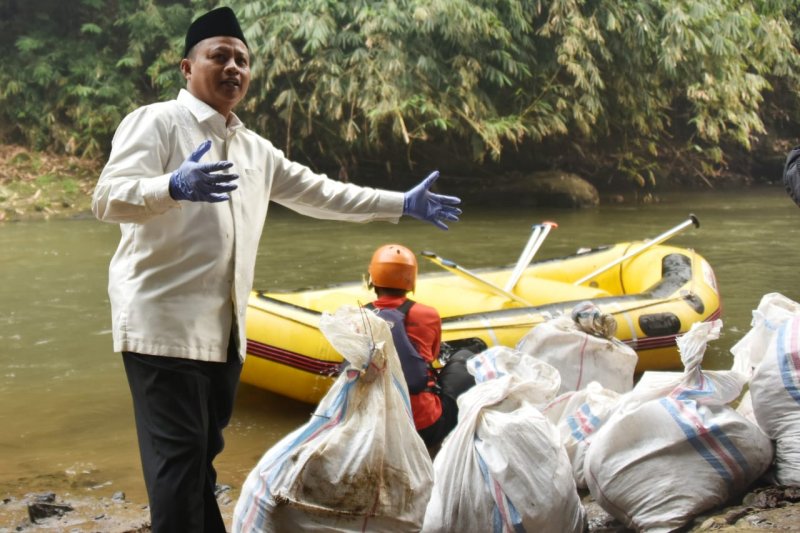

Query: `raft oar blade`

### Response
(420, 251, 531, 306)
(504, 220, 558, 292)
(573, 214, 700, 286)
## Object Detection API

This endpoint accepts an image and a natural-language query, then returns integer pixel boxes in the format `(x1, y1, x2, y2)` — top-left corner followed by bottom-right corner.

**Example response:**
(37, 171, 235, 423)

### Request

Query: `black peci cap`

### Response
(183, 6, 248, 58)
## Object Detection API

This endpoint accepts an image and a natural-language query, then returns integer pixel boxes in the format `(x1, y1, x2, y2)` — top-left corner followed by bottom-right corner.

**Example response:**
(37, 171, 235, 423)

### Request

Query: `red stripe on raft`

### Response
(247, 307, 722, 372)
(246, 340, 340, 375)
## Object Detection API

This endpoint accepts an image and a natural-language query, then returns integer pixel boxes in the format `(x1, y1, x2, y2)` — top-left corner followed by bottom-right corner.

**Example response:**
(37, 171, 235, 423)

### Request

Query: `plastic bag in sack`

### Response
(585, 320, 773, 532)
(750, 313, 800, 485)
(233, 305, 433, 533)
(542, 381, 621, 489)
(422, 371, 585, 533)
(516, 304, 637, 395)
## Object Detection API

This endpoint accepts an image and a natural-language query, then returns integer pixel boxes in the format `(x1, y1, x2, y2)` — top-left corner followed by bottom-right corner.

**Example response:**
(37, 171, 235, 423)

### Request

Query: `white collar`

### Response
(177, 89, 244, 130)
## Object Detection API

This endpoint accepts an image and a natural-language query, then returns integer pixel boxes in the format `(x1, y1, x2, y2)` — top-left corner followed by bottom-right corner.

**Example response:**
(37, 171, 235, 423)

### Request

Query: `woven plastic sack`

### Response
(543, 382, 621, 488)
(423, 347, 584, 533)
(467, 345, 561, 399)
(735, 390, 757, 425)
(585, 320, 773, 532)
(728, 293, 800, 484)
(731, 292, 800, 377)
(517, 308, 637, 394)
(233, 305, 433, 532)
(750, 313, 800, 485)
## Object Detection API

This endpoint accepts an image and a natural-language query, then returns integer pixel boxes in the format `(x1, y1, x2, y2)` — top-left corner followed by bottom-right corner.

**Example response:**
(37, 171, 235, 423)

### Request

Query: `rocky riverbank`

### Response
(0, 484, 236, 532)
(0, 144, 709, 223)
(0, 145, 99, 222)
(0, 144, 609, 222)
(3, 481, 800, 532)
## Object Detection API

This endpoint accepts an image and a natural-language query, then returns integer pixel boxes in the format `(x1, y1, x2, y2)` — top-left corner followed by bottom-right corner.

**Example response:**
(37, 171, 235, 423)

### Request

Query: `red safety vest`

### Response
(369, 295, 443, 430)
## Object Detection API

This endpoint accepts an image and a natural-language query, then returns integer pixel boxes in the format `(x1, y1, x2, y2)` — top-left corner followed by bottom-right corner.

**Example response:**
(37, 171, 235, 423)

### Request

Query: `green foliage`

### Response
(0, 0, 799, 187)
(236, 0, 548, 167)
(0, 0, 197, 157)
(231, 0, 800, 184)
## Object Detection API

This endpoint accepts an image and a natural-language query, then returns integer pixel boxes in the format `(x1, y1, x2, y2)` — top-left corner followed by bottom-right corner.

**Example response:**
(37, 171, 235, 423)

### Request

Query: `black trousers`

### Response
(417, 392, 458, 452)
(122, 339, 242, 533)
(418, 348, 477, 451)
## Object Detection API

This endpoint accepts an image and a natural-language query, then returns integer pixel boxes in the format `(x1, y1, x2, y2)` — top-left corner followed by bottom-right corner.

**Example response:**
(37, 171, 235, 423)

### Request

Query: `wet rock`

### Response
(27, 500, 73, 523)
(216, 484, 233, 505)
(583, 495, 629, 532)
(685, 485, 800, 531)
(31, 492, 55, 503)
(444, 170, 601, 208)
(743, 485, 800, 508)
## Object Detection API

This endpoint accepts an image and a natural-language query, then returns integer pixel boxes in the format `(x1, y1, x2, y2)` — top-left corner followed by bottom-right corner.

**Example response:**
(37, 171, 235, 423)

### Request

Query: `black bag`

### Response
(437, 348, 479, 401)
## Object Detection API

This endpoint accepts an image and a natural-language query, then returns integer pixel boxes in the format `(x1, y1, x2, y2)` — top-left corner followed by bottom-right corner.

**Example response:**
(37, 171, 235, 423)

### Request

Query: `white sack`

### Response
(585, 320, 773, 532)
(731, 292, 800, 376)
(750, 314, 800, 485)
(543, 382, 621, 488)
(467, 345, 561, 401)
(422, 373, 585, 533)
(233, 306, 433, 532)
(735, 390, 757, 425)
(517, 314, 637, 394)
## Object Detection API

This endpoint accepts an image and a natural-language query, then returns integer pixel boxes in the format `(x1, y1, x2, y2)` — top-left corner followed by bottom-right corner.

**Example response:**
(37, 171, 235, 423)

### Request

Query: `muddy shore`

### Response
(3, 480, 800, 532)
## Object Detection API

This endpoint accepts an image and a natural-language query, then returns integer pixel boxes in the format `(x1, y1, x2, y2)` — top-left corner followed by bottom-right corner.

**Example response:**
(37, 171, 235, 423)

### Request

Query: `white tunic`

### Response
(93, 90, 403, 362)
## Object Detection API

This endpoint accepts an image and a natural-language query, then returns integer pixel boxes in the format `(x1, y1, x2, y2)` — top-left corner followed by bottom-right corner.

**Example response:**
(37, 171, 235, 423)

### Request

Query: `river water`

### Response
(1, 186, 798, 505)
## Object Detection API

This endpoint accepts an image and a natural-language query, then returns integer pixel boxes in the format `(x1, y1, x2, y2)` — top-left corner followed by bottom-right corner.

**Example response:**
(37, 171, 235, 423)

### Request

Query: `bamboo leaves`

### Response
(1, 0, 799, 187)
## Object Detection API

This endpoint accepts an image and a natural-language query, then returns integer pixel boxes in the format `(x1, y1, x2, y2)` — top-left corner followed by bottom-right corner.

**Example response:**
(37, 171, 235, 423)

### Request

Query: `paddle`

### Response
(573, 214, 700, 286)
(504, 220, 558, 292)
(420, 251, 532, 306)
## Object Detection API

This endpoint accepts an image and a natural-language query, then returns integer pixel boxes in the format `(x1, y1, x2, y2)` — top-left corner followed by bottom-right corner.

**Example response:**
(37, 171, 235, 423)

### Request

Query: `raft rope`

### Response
(451, 294, 701, 332)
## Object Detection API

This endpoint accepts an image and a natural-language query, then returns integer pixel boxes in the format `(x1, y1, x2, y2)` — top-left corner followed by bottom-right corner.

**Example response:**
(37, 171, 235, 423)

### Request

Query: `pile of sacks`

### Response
(233, 295, 800, 532)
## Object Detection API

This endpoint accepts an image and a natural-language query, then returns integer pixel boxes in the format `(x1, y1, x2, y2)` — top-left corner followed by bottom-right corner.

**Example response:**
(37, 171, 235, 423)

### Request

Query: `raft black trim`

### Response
(440, 338, 488, 360)
(649, 253, 693, 298)
(639, 312, 681, 337)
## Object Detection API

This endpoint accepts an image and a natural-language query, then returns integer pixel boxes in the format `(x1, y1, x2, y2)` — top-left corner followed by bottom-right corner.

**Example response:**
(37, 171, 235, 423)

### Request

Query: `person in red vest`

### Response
(366, 244, 475, 456)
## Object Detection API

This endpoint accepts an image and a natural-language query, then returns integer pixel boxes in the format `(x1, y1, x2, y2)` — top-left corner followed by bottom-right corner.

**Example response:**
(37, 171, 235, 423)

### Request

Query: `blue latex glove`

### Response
(169, 140, 239, 202)
(403, 171, 462, 230)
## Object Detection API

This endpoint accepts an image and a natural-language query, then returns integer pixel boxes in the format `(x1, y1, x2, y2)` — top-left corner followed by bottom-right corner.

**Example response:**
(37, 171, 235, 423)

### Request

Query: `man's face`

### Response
(181, 36, 251, 118)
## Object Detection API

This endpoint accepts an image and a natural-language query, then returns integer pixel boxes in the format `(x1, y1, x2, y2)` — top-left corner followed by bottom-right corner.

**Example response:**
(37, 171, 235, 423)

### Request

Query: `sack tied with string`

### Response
(232, 305, 433, 533)
(422, 346, 585, 533)
(731, 293, 800, 486)
(585, 320, 773, 532)
(517, 302, 638, 395)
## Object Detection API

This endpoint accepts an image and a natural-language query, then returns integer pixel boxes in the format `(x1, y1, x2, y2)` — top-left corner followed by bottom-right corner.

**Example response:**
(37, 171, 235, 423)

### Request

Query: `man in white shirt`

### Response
(92, 7, 461, 532)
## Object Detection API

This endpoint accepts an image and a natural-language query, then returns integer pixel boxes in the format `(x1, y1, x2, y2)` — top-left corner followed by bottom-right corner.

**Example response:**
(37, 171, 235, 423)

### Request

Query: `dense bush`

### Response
(1, 0, 799, 187)
(0, 0, 198, 157)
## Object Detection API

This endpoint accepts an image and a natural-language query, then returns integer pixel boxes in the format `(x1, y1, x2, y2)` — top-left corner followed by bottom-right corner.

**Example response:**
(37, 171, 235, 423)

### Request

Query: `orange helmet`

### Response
(368, 244, 417, 291)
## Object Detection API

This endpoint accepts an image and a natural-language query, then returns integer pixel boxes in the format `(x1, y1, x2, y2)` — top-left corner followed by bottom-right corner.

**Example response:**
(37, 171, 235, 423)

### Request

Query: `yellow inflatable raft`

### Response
(242, 228, 721, 404)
